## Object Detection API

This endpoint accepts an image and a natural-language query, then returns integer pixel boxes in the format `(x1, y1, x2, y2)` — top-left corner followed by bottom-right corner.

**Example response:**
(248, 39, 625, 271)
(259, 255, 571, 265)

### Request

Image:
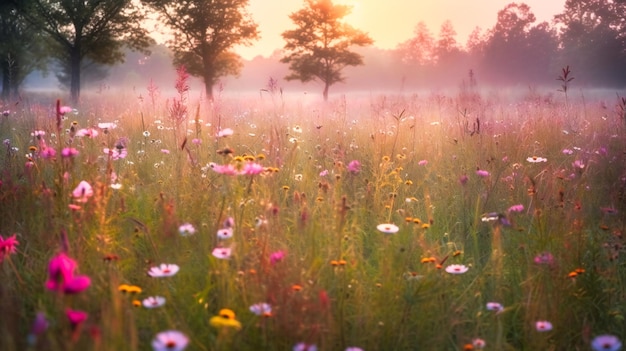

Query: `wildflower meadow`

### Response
(1, 80, 625, 351)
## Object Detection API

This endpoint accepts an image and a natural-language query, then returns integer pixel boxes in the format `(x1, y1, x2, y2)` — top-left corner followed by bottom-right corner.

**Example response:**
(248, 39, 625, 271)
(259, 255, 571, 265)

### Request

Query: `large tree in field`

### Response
(281, 0, 373, 101)
(142, 0, 259, 100)
(15, 0, 152, 103)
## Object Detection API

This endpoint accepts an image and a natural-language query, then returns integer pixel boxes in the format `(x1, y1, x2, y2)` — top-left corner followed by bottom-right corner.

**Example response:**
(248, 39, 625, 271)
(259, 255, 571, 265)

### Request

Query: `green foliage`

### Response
(281, 0, 373, 101)
(15, 0, 153, 102)
(0, 85, 625, 350)
(142, 0, 259, 100)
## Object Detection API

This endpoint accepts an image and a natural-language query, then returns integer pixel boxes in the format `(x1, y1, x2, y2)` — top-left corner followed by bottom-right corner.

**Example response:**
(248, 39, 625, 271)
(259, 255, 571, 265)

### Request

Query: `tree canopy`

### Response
(15, 0, 152, 103)
(281, 0, 373, 101)
(142, 0, 259, 100)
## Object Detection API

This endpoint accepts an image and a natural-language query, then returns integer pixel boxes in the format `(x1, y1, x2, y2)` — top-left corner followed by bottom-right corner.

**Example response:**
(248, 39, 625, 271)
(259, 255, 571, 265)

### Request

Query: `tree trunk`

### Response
(322, 82, 329, 101)
(201, 50, 215, 101)
(1, 63, 9, 101)
(204, 76, 214, 101)
(69, 47, 81, 104)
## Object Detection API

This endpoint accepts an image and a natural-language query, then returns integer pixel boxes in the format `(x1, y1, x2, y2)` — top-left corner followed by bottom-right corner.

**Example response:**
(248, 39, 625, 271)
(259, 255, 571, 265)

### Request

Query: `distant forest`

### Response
(3, 1, 626, 98)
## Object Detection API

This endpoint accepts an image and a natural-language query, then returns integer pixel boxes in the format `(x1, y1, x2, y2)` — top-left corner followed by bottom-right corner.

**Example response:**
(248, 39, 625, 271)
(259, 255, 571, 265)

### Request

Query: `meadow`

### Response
(1, 80, 625, 351)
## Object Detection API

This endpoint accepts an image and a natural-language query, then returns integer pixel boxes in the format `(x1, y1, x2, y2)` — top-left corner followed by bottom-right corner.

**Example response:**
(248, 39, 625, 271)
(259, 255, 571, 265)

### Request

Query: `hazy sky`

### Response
(237, 0, 566, 59)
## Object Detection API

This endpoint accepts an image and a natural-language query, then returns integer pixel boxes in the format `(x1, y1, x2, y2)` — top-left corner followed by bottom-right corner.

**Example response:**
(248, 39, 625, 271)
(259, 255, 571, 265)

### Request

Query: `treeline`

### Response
(2, 0, 625, 101)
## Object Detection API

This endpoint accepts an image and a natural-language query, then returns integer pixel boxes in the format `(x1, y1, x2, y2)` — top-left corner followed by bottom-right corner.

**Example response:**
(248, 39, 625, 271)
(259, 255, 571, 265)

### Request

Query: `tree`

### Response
(555, 0, 626, 86)
(480, 3, 558, 84)
(15, 0, 153, 103)
(281, 0, 373, 101)
(0, 1, 46, 100)
(142, 0, 259, 100)
(396, 22, 435, 66)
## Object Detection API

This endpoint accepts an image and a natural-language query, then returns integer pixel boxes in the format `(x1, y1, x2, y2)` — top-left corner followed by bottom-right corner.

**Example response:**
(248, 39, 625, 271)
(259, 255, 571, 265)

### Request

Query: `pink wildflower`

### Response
(59, 106, 73, 115)
(103, 147, 127, 160)
(45, 253, 91, 294)
(241, 162, 264, 175)
(65, 309, 88, 329)
(212, 163, 238, 176)
(40, 147, 56, 159)
(347, 160, 361, 174)
(270, 250, 286, 265)
(508, 204, 524, 213)
(61, 147, 79, 158)
(75, 128, 99, 138)
(217, 128, 234, 137)
(0, 234, 19, 262)
(534, 252, 554, 266)
(476, 169, 490, 177)
(72, 181, 94, 203)
(418, 160, 428, 166)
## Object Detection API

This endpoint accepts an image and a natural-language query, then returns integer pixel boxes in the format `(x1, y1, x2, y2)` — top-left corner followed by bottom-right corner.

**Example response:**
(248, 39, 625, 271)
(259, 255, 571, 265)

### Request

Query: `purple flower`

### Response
(508, 204, 524, 213)
(347, 160, 361, 174)
(591, 334, 622, 351)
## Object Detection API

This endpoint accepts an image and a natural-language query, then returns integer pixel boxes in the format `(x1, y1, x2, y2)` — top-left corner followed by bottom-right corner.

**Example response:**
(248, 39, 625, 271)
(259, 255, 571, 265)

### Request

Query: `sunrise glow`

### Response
(238, 0, 566, 59)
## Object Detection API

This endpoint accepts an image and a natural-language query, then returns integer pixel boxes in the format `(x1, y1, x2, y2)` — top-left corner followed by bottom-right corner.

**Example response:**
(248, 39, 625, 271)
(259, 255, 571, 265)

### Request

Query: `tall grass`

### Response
(0, 85, 624, 351)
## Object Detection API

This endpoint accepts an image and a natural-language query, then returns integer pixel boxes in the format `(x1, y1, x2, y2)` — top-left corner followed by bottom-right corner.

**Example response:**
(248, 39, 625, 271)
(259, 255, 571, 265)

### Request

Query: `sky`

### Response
(236, 0, 566, 60)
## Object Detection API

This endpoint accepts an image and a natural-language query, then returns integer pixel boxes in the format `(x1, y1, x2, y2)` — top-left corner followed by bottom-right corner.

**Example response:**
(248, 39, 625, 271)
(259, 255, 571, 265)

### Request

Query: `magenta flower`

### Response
(269, 250, 286, 265)
(65, 309, 88, 329)
(59, 106, 73, 115)
(45, 253, 77, 289)
(241, 162, 264, 175)
(45, 253, 91, 294)
(476, 169, 490, 178)
(191, 138, 202, 145)
(40, 147, 57, 159)
(508, 204, 524, 213)
(0, 234, 19, 262)
(61, 147, 79, 158)
(418, 159, 428, 166)
(319, 169, 329, 177)
(347, 160, 361, 174)
(72, 181, 94, 203)
(534, 252, 554, 266)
